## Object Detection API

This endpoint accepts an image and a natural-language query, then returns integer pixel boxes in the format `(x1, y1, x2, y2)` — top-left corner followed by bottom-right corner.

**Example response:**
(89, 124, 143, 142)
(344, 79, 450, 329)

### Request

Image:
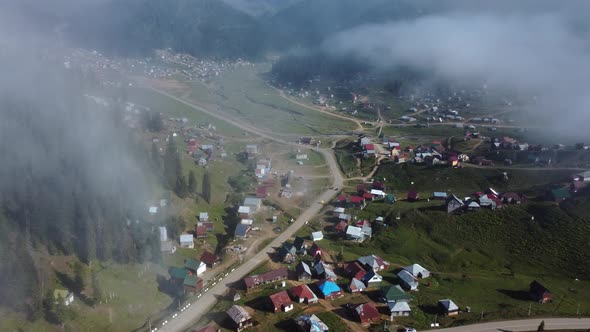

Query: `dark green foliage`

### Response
(188, 170, 197, 194)
(91, 272, 102, 304)
(165, 216, 187, 241)
(228, 173, 253, 193)
(164, 138, 182, 189)
(202, 172, 212, 204)
(142, 110, 163, 132)
(174, 175, 189, 199)
(0, 64, 161, 311)
(72, 262, 86, 295)
(537, 320, 545, 331)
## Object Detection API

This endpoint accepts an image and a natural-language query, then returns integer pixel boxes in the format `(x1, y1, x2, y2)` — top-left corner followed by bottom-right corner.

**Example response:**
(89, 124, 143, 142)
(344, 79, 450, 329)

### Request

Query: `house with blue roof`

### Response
(316, 280, 343, 299)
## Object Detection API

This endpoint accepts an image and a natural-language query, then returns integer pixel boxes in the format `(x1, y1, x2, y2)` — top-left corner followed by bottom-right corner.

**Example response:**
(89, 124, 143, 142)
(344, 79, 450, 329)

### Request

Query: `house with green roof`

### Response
(185, 258, 206, 276)
(183, 275, 203, 294)
(169, 267, 189, 281)
(381, 285, 411, 302)
(547, 187, 571, 202)
(53, 289, 74, 306)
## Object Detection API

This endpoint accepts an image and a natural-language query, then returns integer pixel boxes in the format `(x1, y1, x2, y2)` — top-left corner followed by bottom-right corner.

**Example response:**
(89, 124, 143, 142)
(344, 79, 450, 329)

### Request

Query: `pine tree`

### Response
(202, 172, 212, 204)
(164, 138, 181, 188)
(73, 262, 86, 294)
(91, 271, 102, 305)
(175, 175, 188, 198)
(188, 170, 197, 194)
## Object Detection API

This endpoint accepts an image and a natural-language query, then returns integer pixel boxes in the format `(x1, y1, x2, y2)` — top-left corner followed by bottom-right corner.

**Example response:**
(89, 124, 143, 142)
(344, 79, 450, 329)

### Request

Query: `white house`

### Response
(397, 270, 419, 291)
(311, 231, 324, 241)
(148, 206, 159, 215)
(404, 264, 430, 279)
(238, 206, 251, 218)
(346, 226, 365, 242)
(199, 212, 209, 222)
(243, 197, 262, 212)
(295, 154, 308, 160)
(179, 234, 194, 249)
(240, 219, 254, 225)
(370, 189, 386, 197)
(388, 301, 411, 318)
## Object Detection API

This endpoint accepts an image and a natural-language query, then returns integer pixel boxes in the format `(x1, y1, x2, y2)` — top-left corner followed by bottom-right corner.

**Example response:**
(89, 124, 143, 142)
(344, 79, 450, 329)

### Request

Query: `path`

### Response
(424, 317, 590, 332)
(269, 84, 365, 131)
(143, 85, 346, 332)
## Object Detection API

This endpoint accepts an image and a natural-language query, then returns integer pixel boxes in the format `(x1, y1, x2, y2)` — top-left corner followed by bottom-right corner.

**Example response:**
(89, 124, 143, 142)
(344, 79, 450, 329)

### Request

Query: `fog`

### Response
(326, 4, 590, 137)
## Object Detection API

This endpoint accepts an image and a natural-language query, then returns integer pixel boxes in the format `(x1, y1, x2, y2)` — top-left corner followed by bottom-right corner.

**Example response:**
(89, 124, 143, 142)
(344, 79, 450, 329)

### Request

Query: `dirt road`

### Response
(424, 317, 590, 332)
(145, 86, 345, 332)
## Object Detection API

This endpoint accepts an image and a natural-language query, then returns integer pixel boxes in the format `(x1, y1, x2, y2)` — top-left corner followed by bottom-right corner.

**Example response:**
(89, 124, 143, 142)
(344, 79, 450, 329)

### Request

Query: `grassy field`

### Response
(181, 65, 357, 136)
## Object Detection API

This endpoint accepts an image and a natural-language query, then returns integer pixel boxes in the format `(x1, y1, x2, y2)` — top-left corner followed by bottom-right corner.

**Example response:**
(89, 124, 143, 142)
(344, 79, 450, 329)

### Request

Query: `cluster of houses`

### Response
(234, 197, 264, 240)
(445, 188, 527, 213)
(545, 170, 590, 202)
(232, 252, 464, 330)
(223, 304, 329, 332)
(359, 136, 377, 158)
(382, 137, 463, 168)
(167, 250, 220, 295)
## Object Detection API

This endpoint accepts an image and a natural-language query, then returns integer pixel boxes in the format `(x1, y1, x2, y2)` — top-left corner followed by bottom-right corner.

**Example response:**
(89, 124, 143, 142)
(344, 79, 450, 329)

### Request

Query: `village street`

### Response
(145, 85, 347, 332)
(425, 317, 590, 332)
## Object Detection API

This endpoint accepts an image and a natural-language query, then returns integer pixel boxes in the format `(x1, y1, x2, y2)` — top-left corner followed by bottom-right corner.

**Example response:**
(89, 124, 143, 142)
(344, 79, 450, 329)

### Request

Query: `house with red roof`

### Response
(335, 195, 348, 206)
(335, 220, 349, 233)
(256, 186, 268, 198)
(289, 284, 318, 304)
(345, 261, 367, 280)
(243, 268, 288, 291)
(407, 190, 420, 202)
(347, 302, 380, 325)
(195, 225, 208, 239)
(200, 251, 220, 268)
(269, 290, 293, 312)
(349, 195, 366, 209)
(309, 243, 322, 257)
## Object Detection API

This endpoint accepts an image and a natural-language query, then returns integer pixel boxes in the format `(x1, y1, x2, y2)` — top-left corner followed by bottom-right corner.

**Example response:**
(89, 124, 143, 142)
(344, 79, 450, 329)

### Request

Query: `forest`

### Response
(0, 61, 160, 316)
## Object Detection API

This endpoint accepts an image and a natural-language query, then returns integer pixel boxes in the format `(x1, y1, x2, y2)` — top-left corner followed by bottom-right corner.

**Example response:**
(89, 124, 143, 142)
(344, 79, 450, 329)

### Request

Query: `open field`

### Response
(166, 65, 359, 136)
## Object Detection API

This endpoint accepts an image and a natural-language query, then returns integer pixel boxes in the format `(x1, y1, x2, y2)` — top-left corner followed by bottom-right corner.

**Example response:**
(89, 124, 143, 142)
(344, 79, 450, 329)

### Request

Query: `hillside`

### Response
(64, 0, 264, 58)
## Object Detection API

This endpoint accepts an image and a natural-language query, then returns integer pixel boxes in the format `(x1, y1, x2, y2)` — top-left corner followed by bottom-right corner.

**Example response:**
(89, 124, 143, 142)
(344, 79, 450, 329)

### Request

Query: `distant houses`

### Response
(346, 302, 380, 325)
(179, 234, 194, 249)
(294, 314, 329, 332)
(289, 284, 318, 304)
(439, 299, 459, 316)
(226, 305, 253, 332)
(269, 290, 294, 312)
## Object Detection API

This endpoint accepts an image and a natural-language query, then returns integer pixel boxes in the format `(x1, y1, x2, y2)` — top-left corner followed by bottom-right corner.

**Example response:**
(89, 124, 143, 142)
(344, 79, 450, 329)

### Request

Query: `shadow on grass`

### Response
(418, 304, 440, 315)
(496, 288, 531, 301)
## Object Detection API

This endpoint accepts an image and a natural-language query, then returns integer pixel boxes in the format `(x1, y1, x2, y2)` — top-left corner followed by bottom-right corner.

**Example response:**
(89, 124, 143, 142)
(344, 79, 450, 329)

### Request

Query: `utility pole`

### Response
(528, 303, 532, 316)
(480, 309, 484, 320)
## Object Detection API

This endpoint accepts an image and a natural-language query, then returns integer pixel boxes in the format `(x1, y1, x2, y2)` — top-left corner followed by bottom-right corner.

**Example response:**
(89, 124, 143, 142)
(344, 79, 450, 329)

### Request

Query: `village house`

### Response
(397, 270, 419, 291)
(347, 302, 380, 325)
(345, 261, 367, 281)
(237, 206, 251, 219)
(256, 186, 269, 198)
(529, 280, 552, 303)
(389, 301, 411, 318)
(348, 278, 367, 293)
(277, 242, 297, 264)
(316, 279, 343, 299)
(349, 195, 366, 209)
(296, 261, 312, 281)
(293, 236, 307, 255)
(269, 290, 294, 312)
(53, 289, 74, 306)
(289, 284, 319, 304)
(547, 187, 571, 202)
(362, 270, 383, 287)
(200, 251, 220, 268)
(179, 234, 194, 249)
(407, 190, 420, 202)
(433, 192, 448, 200)
(332, 207, 345, 217)
(334, 220, 349, 233)
(314, 261, 337, 280)
(234, 224, 251, 240)
(243, 268, 289, 291)
(346, 225, 366, 242)
(243, 197, 262, 212)
(199, 212, 209, 222)
(337, 213, 352, 223)
(245, 144, 258, 159)
(185, 258, 207, 277)
(308, 242, 322, 257)
(226, 305, 253, 332)
(446, 194, 464, 214)
(311, 231, 324, 241)
(183, 275, 203, 294)
(404, 264, 430, 279)
(502, 192, 528, 204)
(439, 299, 459, 316)
(358, 255, 390, 272)
(195, 224, 208, 239)
(294, 314, 329, 332)
(381, 285, 411, 303)
(240, 219, 253, 225)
